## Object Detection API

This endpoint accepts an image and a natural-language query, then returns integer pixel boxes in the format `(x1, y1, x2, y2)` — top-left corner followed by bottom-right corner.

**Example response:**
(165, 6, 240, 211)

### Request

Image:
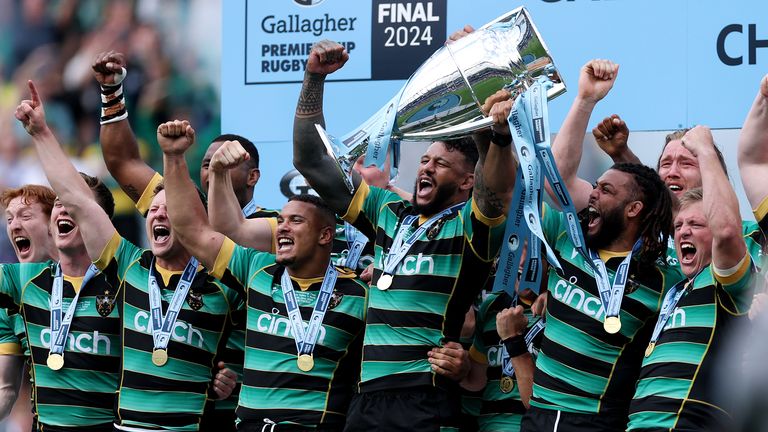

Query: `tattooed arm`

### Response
(292, 40, 361, 215)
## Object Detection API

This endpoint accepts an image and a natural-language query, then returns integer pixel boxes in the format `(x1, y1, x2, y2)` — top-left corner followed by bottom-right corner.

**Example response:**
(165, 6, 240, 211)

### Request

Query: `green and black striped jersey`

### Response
(211, 238, 367, 429)
(0, 261, 121, 431)
(0, 307, 22, 355)
(96, 233, 243, 432)
(627, 258, 754, 431)
(529, 203, 684, 417)
(343, 182, 505, 392)
(470, 292, 534, 432)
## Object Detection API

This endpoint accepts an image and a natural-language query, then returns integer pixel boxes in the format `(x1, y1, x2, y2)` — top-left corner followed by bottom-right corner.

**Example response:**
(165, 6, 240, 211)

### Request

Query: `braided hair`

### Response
(612, 163, 673, 265)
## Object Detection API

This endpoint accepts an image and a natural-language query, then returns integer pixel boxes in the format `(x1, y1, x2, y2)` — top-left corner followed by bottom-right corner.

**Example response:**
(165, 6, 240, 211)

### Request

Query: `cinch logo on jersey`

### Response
(551, 276, 606, 320)
(256, 312, 327, 344)
(39, 328, 113, 355)
(133, 311, 204, 348)
(663, 307, 686, 330)
(376, 253, 435, 275)
(486, 344, 506, 367)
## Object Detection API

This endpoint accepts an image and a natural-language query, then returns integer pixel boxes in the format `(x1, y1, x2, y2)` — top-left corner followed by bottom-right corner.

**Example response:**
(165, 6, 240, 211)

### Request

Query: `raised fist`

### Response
(592, 114, 630, 158)
(578, 59, 619, 104)
(157, 120, 195, 156)
(92, 51, 126, 86)
(210, 140, 251, 173)
(306, 40, 349, 75)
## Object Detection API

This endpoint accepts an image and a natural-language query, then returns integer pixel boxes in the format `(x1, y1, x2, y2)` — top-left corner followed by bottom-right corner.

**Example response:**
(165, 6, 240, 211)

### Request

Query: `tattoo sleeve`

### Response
(296, 73, 325, 118)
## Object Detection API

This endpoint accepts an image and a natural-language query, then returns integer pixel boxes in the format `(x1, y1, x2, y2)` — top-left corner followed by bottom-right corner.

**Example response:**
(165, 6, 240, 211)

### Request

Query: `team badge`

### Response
(625, 276, 640, 294)
(328, 291, 344, 310)
(96, 290, 116, 317)
(426, 219, 444, 240)
(499, 376, 515, 393)
(186, 291, 204, 311)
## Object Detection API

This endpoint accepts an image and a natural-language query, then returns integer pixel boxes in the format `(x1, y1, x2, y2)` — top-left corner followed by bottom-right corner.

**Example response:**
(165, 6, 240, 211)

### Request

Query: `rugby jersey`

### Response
(470, 292, 535, 431)
(627, 258, 754, 431)
(0, 308, 22, 355)
(343, 181, 505, 392)
(529, 203, 684, 417)
(211, 238, 367, 428)
(0, 261, 121, 431)
(741, 195, 768, 264)
(96, 233, 243, 432)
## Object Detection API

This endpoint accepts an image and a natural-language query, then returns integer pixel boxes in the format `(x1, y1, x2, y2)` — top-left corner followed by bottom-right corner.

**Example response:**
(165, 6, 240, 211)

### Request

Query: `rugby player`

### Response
(627, 126, 755, 431)
(292, 40, 516, 430)
(17, 80, 241, 432)
(0, 185, 57, 420)
(7, 83, 121, 431)
(157, 120, 367, 430)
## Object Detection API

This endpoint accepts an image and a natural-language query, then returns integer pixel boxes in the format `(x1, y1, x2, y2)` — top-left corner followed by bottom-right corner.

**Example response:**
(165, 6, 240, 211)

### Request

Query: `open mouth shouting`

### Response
(13, 236, 31, 256)
(56, 219, 76, 237)
(152, 224, 171, 245)
(416, 176, 435, 201)
(587, 205, 601, 232)
(666, 182, 684, 195)
(679, 241, 697, 266)
(277, 236, 294, 253)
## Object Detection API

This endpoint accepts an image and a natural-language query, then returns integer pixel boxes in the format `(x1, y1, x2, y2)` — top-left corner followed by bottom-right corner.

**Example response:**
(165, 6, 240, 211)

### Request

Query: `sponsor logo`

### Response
(134, 311, 204, 349)
(256, 313, 327, 343)
(663, 307, 686, 330)
(717, 24, 767, 66)
(551, 276, 605, 319)
(280, 169, 318, 198)
(293, 0, 326, 7)
(40, 329, 113, 355)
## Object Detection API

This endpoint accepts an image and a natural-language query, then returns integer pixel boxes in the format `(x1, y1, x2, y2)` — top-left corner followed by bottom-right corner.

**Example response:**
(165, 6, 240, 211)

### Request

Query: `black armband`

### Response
(491, 130, 512, 147)
(503, 335, 527, 358)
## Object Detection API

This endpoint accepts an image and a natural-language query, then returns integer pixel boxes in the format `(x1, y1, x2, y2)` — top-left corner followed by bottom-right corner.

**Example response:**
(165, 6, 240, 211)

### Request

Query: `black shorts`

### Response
(343, 387, 462, 432)
(200, 408, 237, 432)
(520, 405, 627, 432)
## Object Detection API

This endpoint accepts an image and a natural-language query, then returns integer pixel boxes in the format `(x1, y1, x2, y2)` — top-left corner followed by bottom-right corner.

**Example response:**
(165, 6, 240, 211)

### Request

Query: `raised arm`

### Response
(682, 126, 745, 270)
(92, 51, 158, 202)
(15, 81, 115, 260)
(496, 305, 534, 408)
(549, 60, 619, 211)
(737, 74, 768, 209)
(293, 40, 360, 215)
(208, 140, 274, 251)
(592, 114, 641, 164)
(158, 120, 224, 271)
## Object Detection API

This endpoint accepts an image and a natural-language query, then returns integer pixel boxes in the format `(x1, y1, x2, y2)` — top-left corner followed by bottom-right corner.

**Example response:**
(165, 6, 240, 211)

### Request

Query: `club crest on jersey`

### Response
(427, 219, 445, 240)
(96, 290, 116, 317)
(186, 291, 204, 311)
(328, 290, 343, 310)
(625, 276, 640, 294)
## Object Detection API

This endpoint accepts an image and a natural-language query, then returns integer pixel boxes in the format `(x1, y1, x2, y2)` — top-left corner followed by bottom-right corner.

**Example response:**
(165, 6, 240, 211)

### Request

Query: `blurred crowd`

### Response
(0, 0, 222, 263)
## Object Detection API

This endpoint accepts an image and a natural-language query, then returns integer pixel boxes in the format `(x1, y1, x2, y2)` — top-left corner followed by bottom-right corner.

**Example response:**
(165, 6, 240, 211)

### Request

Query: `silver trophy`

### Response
(317, 6, 566, 192)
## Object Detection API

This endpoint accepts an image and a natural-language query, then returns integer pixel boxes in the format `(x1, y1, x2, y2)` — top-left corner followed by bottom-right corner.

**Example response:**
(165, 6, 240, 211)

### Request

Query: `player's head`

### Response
(412, 138, 477, 216)
(201, 134, 260, 208)
(656, 129, 727, 197)
(2, 184, 56, 262)
(275, 194, 336, 268)
(586, 163, 672, 263)
(674, 188, 712, 277)
(50, 173, 114, 254)
(145, 182, 206, 260)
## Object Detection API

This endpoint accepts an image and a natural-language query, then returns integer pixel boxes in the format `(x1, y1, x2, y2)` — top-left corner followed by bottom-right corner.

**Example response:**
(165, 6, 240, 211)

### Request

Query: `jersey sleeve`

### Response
(343, 181, 400, 240)
(0, 264, 23, 308)
(714, 254, 755, 315)
(210, 237, 275, 298)
(0, 309, 21, 355)
(94, 232, 144, 279)
(463, 198, 506, 261)
(469, 301, 490, 365)
(135, 172, 164, 217)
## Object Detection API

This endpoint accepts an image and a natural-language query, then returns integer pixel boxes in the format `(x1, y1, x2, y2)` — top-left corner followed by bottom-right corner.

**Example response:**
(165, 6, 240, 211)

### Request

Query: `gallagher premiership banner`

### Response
(223, 0, 767, 209)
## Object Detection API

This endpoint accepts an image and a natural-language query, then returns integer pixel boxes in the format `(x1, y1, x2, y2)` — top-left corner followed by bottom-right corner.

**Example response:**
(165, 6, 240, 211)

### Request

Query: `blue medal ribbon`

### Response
(381, 202, 465, 278)
(49, 263, 100, 355)
(343, 222, 368, 270)
(148, 257, 199, 350)
(648, 268, 705, 347)
(280, 264, 338, 356)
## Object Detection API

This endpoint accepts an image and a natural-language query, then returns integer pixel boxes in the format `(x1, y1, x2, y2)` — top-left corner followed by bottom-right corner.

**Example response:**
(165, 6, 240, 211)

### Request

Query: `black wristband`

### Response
(491, 130, 512, 147)
(503, 335, 527, 358)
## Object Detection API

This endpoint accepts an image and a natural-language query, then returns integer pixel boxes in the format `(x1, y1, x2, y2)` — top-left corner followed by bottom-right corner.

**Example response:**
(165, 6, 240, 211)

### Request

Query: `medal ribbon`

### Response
(586, 238, 642, 320)
(648, 269, 704, 346)
(344, 222, 368, 270)
(280, 264, 338, 356)
(242, 200, 258, 218)
(49, 263, 100, 355)
(501, 317, 546, 377)
(381, 202, 464, 277)
(148, 257, 199, 350)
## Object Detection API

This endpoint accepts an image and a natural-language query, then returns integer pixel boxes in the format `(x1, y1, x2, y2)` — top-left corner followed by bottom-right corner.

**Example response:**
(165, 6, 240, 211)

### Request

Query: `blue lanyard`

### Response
(280, 264, 338, 355)
(148, 257, 199, 350)
(344, 222, 368, 270)
(49, 263, 100, 355)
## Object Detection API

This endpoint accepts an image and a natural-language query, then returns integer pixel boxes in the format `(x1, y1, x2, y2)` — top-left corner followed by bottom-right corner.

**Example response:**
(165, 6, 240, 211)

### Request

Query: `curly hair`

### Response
(441, 137, 479, 171)
(0, 184, 56, 216)
(612, 163, 674, 265)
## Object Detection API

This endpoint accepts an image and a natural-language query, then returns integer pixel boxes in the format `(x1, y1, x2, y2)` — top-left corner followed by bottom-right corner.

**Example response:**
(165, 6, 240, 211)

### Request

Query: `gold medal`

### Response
(603, 316, 621, 334)
(297, 354, 314, 372)
(645, 342, 655, 358)
(499, 376, 515, 394)
(47, 353, 64, 371)
(152, 349, 168, 367)
(377, 274, 393, 290)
